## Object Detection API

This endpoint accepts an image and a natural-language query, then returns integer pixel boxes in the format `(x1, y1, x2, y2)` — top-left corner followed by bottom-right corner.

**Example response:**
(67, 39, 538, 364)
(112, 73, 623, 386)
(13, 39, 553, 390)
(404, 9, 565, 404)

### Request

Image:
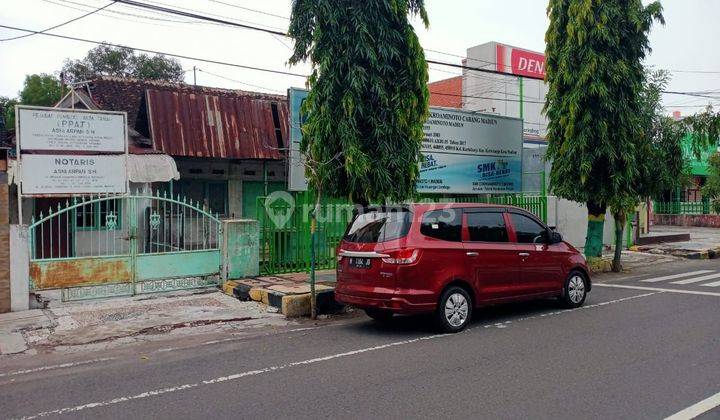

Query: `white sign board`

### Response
(20, 155, 127, 195)
(418, 109, 523, 194)
(17, 106, 126, 152)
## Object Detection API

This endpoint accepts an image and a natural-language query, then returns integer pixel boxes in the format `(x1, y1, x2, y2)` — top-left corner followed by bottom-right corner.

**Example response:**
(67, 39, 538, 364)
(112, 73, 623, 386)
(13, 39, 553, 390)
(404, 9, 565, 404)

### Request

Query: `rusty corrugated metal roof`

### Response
(146, 89, 287, 160)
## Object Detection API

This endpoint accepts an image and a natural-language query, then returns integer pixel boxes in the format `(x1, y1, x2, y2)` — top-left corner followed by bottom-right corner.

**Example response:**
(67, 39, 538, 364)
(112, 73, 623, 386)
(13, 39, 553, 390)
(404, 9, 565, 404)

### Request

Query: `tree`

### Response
(703, 152, 720, 213)
(288, 0, 429, 206)
(1, 74, 62, 130)
(62, 45, 185, 83)
(19, 74, 63, 107)
(288, 0, 429, 317)
(544, 0, 664, 262)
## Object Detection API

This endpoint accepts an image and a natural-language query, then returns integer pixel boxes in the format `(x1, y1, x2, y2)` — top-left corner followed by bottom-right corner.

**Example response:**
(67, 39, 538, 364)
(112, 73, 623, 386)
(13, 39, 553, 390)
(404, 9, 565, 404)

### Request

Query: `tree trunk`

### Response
(584, 201, 606, 258)
(612, 211, 626, 273)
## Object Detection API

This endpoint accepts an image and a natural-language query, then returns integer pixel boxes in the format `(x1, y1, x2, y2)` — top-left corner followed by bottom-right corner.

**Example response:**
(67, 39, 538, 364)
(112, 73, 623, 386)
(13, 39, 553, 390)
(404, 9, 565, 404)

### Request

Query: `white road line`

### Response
(671, 273, 720, 285)
(595, 283, 720, 297)
(665, 390, 720, 420)
(641, 270, 715, 283)
(18, 292, 658, 419)
(0, 358, 116, 378)
(701, 279, 720, 287)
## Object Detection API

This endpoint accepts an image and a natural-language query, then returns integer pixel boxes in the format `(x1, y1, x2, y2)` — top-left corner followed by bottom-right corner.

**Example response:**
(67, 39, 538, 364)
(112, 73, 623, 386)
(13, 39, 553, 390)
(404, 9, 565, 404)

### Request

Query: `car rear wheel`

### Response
(560, 271, 588, 308)
(435, 286, 472, 333)
(365, 309, 394, 323)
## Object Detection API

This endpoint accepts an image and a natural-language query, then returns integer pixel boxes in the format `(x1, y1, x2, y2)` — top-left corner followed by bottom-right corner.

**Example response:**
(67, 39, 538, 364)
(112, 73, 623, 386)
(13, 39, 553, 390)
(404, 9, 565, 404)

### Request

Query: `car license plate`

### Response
(349, 257, 372, 269)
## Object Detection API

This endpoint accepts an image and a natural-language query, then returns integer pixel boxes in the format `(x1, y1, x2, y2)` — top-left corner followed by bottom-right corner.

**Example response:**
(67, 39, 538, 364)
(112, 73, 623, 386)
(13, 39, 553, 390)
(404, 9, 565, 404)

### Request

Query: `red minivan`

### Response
(335, 203, 591, 332)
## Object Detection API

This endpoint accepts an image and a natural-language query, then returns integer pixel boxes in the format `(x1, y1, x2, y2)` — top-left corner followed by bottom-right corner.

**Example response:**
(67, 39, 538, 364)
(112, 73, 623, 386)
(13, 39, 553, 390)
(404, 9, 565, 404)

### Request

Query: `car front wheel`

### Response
(436, 286, 472, 333)
(560, 271, 588, 308)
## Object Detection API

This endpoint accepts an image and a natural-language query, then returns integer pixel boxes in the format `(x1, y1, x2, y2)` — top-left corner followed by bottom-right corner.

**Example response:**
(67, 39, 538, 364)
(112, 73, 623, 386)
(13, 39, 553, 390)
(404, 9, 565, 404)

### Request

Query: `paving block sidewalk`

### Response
(0, 289, 290, 356)
(633, 225, 720, 260)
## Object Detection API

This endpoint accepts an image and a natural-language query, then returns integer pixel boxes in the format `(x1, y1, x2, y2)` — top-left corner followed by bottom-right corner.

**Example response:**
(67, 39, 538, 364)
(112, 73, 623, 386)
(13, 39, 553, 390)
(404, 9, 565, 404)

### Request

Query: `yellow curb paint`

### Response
(588, 214, 605, 222)
(281, 293, 311, 318)
(249, 287, 270, 304)
(221, 281, 238, 296)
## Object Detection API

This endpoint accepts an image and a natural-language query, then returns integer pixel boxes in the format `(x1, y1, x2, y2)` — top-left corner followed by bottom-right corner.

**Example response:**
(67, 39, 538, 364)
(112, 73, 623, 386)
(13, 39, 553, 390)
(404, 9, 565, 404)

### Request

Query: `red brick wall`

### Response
(0, 183, 9, 313)
(428, 76, 462, 108)
(654, 214, 720, 228)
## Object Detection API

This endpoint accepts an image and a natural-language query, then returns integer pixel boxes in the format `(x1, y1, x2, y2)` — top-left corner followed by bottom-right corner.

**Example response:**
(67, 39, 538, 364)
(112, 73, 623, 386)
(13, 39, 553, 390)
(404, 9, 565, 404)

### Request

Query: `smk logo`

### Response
(264, 191, 295, 228)
(421, 154, 438, 169)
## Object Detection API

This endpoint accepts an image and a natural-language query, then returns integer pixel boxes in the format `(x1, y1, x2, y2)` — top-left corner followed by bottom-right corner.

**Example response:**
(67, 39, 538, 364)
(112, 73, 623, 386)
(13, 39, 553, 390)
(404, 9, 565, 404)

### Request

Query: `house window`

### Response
(75, 199, 122, 230)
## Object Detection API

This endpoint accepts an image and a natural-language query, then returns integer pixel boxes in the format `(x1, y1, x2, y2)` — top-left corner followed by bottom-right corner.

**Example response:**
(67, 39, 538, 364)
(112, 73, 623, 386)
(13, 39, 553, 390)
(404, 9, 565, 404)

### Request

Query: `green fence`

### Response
(654, 200, 712, 215)
(256, 192, 548, 275)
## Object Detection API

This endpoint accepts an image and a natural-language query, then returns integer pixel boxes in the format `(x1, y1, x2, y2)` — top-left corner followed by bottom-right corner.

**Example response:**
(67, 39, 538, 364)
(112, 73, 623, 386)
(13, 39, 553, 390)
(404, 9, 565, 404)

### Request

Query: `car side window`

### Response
(466, 212, 508, 242)
(509, 213, 546, 244)
(420, 209, 462, 242)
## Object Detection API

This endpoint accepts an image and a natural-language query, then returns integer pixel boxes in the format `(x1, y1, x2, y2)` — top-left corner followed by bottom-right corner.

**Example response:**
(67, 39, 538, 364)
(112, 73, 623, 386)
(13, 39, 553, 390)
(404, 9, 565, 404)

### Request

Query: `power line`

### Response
(114, 0, 287, 36)
(429, 91, 545, 104)
(207, 0, 289, 21)
(197, 68, 284, 93)
(0, 0, 116, 41)
(0, 23, 308, 78)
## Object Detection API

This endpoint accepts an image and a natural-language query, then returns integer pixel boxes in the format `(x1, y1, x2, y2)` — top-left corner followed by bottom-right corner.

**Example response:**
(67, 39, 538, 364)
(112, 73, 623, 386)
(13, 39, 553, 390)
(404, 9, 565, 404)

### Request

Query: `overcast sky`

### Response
(0, 0, 718, 114)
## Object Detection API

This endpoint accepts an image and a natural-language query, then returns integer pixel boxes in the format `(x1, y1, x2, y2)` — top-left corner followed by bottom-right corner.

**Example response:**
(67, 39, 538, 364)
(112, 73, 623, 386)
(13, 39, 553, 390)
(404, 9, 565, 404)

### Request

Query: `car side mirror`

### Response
(550, 232, 563, 244)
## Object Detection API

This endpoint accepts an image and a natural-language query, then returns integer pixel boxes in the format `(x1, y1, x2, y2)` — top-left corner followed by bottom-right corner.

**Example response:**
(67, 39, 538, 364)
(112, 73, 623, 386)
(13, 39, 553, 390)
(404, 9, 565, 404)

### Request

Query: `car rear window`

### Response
(420, 208, 462, 242)
(343, 209, 412, 243)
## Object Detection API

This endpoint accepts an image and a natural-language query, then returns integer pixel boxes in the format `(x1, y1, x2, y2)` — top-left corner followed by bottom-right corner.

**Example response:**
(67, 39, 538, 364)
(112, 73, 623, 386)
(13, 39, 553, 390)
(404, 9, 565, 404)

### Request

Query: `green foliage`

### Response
(0, 96, 18, 131)
(635, 69, 689, 199)
(19, 74, 63, 107)
(288, 0, 429, 204)
(1, 74, 62, 130)
(702, 152, 720, 213)
(62, 45, 185, 83)
(544, 0, 664, 215)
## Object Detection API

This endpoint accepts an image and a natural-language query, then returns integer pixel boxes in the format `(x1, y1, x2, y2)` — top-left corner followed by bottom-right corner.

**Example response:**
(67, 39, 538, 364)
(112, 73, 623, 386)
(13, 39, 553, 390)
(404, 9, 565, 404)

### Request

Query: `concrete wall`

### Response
(547, 196, 628, 251)
(221, 219, 259, 280)
(9, 225, 29, 311)
(0, 181, 10, 313)
(654, 213, 720, 228)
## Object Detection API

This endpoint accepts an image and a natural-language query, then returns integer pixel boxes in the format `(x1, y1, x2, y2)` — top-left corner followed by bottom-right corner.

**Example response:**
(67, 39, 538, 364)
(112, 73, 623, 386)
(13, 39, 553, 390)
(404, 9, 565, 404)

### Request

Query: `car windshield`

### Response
(343, 209, 412, 243)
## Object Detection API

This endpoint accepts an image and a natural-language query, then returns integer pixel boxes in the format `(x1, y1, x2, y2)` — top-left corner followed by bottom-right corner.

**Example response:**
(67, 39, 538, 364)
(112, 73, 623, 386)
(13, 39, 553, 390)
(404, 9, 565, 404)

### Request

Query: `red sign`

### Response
(496, 44, 546, 79)
(510, 49, 545, 78)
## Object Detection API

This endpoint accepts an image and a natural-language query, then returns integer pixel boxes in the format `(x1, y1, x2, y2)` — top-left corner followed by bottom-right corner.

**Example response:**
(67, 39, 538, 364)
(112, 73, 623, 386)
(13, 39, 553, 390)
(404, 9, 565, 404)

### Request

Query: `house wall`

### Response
(174, 157, 286, 219)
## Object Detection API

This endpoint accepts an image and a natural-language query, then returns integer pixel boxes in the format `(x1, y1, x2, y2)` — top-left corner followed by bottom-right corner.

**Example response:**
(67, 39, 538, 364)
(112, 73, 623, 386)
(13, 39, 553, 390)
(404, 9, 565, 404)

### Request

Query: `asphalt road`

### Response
(2, 259, 720, 420)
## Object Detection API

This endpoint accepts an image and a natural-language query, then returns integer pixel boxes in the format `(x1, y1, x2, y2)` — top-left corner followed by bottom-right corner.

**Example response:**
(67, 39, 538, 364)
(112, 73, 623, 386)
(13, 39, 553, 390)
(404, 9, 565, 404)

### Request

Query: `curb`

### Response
(221, 280, 342, 317)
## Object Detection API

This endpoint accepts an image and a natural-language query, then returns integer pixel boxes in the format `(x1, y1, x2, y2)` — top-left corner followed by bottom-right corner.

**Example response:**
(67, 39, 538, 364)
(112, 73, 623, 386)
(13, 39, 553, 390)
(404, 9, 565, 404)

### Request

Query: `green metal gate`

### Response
(28, 192, 222, 301)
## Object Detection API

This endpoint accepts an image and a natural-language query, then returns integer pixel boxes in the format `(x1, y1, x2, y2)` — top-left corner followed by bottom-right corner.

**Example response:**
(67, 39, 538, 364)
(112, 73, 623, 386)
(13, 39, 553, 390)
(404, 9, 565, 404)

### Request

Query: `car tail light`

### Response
(382, 248, 420, 265)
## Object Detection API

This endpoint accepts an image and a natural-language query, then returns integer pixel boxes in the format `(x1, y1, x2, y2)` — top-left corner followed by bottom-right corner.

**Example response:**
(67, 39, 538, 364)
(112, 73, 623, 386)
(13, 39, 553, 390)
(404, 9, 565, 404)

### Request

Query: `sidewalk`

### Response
(0, 289, 291, 356)
(634, 225, 720, 259)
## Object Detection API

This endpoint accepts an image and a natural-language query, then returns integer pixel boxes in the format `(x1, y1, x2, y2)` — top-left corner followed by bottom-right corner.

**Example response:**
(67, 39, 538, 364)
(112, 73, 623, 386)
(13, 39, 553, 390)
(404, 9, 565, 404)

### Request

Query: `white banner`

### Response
(21, 155, 127, 195)
(417, 109, 523, 194)
(17, 106, 126, 152)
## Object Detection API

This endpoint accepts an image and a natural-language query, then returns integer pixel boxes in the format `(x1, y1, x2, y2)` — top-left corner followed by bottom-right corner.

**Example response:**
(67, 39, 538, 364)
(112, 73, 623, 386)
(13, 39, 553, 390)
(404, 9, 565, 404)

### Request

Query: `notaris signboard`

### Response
(17, 106, 126, 152)
(16, 105, 128, 197)
(20, 155, 127, 195)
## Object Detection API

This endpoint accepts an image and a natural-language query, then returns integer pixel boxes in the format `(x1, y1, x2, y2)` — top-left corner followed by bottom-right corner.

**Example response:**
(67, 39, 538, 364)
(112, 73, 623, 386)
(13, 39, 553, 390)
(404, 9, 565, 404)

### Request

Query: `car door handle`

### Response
(466, 252, 479, 257)
(518, 252, 530, 257)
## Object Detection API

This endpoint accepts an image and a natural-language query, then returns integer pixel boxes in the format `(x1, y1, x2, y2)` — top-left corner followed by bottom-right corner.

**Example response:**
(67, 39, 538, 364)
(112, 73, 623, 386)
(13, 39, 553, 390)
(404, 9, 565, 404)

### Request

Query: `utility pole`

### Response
(193, 66, 197, 85)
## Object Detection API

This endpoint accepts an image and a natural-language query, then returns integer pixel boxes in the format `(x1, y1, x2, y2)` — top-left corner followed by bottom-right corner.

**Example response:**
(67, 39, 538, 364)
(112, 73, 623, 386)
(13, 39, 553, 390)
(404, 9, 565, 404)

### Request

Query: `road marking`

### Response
(665, 390, 720, 420)
(18, 292, 657, 419)
(640, 270, 714, 283)
(595, 283, 720, 297)
(0, 358, 115, 378)
(671, 273, 720, 285)
(701, 279, 720, 287)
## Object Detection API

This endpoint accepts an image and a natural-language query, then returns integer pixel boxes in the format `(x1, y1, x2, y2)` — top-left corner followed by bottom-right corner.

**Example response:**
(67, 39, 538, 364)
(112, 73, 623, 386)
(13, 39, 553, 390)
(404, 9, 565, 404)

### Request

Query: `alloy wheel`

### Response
(444, 292, 469, 327)
(568, 275, 586, 304)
